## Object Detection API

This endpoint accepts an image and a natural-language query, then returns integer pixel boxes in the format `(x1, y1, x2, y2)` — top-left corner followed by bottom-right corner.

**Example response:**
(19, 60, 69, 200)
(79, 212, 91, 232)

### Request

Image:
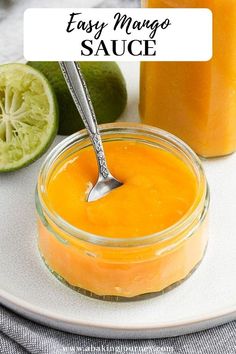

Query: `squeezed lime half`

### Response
(0, 64, 58, 172)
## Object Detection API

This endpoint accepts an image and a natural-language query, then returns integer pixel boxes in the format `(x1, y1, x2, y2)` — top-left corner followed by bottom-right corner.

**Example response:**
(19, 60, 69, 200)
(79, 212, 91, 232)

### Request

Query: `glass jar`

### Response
(140, 0, 236, 158)
(36, 123, 209, 300)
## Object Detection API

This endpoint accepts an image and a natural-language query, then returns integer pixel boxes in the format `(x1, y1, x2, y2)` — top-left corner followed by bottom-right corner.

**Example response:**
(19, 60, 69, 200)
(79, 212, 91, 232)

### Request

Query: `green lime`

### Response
(0, 63, 58, 172)
(27, 62, 127, 135)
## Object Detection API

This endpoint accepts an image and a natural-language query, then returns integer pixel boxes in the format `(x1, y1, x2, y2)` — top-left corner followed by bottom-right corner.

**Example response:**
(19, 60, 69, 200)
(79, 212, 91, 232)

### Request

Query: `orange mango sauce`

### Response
(38, 141, 207, 298)
(140, 0, 236, 158)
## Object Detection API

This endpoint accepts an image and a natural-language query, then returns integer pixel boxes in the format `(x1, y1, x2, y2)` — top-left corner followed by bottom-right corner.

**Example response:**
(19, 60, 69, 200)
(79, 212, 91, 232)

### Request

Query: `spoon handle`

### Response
(59, 61, 109, 179)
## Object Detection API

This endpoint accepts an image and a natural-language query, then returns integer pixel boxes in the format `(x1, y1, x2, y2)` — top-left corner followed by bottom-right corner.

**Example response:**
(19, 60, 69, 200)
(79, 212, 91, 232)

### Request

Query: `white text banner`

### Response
(24, 8, 212, 61)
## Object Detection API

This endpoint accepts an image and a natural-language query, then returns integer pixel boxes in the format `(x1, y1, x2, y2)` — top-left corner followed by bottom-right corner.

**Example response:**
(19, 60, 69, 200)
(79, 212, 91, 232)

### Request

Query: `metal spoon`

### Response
(59, 62, 122, 202)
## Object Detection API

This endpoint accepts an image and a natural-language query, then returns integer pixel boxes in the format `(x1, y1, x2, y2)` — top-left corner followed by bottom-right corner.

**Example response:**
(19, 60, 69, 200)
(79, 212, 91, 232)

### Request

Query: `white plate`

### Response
(0, 62, 236, 339)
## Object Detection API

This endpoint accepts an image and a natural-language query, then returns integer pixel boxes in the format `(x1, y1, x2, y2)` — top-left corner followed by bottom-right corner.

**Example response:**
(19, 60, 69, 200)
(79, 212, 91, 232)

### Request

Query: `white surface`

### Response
(0, 62, 236, 339)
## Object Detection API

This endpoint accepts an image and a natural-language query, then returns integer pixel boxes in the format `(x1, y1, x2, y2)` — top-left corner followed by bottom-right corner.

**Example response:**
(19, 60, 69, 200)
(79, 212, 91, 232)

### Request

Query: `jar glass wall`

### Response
(36, 123, 209, 300)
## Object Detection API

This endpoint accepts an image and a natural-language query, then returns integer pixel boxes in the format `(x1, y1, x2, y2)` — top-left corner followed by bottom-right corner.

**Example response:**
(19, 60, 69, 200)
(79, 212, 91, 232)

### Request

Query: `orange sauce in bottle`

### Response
(140, 0, 236, 157)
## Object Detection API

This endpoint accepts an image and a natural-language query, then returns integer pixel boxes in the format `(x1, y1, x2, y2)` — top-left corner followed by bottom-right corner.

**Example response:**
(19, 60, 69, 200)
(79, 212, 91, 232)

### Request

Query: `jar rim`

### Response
(36, 122, 209, 247)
